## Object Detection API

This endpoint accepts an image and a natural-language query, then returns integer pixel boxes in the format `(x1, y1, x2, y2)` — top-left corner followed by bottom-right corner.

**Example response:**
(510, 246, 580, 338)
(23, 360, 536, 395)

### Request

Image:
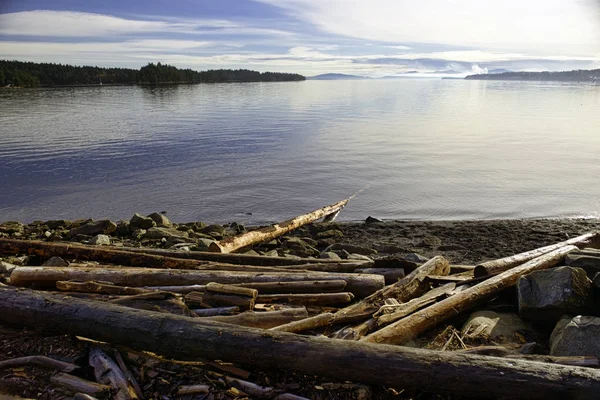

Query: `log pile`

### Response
(2, 210, 600, 399)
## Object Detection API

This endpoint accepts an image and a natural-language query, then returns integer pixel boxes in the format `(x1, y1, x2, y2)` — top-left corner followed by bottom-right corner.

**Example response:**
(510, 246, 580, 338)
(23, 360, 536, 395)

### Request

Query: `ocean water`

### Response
(1, 79, 599, 224)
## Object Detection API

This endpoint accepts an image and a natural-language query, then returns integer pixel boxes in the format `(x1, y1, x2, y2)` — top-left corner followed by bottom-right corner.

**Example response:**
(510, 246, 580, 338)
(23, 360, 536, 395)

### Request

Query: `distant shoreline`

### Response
(466, 68, 600, 83)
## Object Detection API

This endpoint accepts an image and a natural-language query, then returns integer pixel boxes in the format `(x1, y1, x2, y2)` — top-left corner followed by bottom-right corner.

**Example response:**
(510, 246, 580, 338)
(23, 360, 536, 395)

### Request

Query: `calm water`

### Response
(1, 79, 599, 224)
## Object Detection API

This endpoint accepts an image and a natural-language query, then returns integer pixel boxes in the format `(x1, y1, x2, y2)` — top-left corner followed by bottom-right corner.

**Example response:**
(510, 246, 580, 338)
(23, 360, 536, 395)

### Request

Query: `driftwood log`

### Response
(0, 287, 599, 399)
(208, 199, 349, 253)
(257, 292, 354, 306)
(205, 308, 308, 328)
(9, 266, 384, 298)
(50, 373, 111, 397)
(236, 280, 347, 294)
(474, 232, 600, 277)
(363, 245, 578, 345)
(333, 256, 449, 323)
(270, 313, 335, 333)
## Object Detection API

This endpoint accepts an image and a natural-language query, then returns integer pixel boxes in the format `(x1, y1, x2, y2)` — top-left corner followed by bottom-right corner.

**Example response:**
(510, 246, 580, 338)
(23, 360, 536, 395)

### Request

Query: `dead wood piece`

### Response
(270, 312, 335, 333)
(108, 291, 175, 304)
(257, 292, 354, 306)
(184, 291, 206, 308)
(49, 373, 111, 397)
(449, 264, 476, 273)
(474, 232, 600, 277)
(235, 280, 347, 294)
(67, 261, 309, 274)
(457, 346, 600, 368)
(89, 346, 138, 400)
(363, 245, 578, 345)
(143, 284, 206, 294)
(208, 199, 349, 253)
(177, 385, 211, 395)
(9, 266, 383, 298)
(193, 306, 240, 317)
(56, 281, 150, 295)
(0, 355, 78, 372)
(226, 377, 276, 398)
(2, 288, 599, 399)
(206, 282, 258, 298)
(203, 292, 255, 311)
(333, 256, 450, 323)
(426, 275, 471, 282)
(0, 260, 17, 274)
(113, 350, 143, 399)
(206, 308, 308, 328)
(355, 268, 405, 284)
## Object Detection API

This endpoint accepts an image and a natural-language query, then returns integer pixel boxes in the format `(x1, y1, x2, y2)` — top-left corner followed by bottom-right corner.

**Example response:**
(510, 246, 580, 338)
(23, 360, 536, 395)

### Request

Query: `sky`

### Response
(0, 0, 599, 77)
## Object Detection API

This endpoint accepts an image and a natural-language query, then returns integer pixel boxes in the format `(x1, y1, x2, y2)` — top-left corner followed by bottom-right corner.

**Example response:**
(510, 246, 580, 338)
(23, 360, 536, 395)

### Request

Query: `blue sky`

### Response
(0, 0, 598, 77)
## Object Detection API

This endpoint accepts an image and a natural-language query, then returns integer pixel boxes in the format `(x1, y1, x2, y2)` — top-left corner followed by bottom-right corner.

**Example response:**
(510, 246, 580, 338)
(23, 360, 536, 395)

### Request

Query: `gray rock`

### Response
(403, 253, 430, 263)
(200, 224, 226, 236)
(319, 251, 342, 260)
(285, 237, 318, 248)
(461, 311, 531, 343)
(41, 257, 69, 267)
(131, 229, 146, 240)
(193, 238, 216, 251)
(0, 221, 25, 235)
(518, 266, 592, 323)
(325, 243, 377, 256)
(284, 239, 320, 257)
(565, 254, 600, 278)
(90, 234, 111, 246)
(315, 229, 343, 240)
(130, 213, 156, 230)
(550, 315, 600, 357)
(143, 227, 188, 240)
(116, 221, 130, 237)
(264, 250, 279, 257)
(365, 216, 384, 224)
(70, 234, 92, 243)
(44, 220, 71, 229)
(148, 212, 173, 227)
(66, 220, 117, 239)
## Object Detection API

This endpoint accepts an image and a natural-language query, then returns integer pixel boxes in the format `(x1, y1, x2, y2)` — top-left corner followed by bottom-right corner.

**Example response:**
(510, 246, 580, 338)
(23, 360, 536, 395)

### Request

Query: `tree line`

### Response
(465, 69, 600, 82)
(0, 60, 306, 87)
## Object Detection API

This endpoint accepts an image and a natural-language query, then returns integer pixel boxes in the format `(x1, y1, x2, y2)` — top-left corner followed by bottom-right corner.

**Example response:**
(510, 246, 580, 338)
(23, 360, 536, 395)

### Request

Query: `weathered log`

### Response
(355, 268, 405, 284)
(56, 281, 150, 295)
(257, 292, 354, 306)
(226, 376, 275, 398)
(333, 256, 449, 323)
(270, 313, 335, 333)
(49, 373, 111, 397)
(205, 308, 308, 328)
(206, 282, 258, 298)
(184, 291, 207, 308)
(9, 266, 383, 298)
(363, 245, 578, 345)
(203, 292, 255, 311)
(0, 355, 78, 372)
(0, 260, 17, 274)
(67, 262, 309, 274)
(1, 288, 599, 399)
(374, 283, 455, 328)
(193, 306, 240, 317)
(474, 232, 600, 277)
(145, 284, 206, 294)
(208, 199, 349, 253)
(236, 280, 347, 294)
(456, 346, 600, 368)
(108, 291, 175, 304)
(113, 350, 144, 400)
(177, 385, 211, 395)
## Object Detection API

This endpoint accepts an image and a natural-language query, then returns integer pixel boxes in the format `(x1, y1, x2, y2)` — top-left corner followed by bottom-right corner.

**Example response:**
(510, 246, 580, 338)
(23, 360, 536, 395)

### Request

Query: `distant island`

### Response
(466, 68, 600, 82)
(307, 73, 368, 80)
(0, 60, 305, 87)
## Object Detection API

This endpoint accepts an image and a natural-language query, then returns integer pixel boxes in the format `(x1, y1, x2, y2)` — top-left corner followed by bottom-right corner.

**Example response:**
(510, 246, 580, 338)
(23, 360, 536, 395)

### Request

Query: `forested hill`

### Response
(0, 60, 305, 87)
(465, 69, 600, 82)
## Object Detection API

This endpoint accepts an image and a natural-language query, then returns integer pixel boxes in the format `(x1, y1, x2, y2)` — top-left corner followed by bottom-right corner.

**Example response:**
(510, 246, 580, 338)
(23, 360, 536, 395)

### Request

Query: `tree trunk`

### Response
(0, 287, 599, 399)
(363, 245, 577, 345)
(9, 266, 384, 298)
(474, 232, 599, 277)
(256, 292, 354, 306)
(332, 256, 449, 323)
(205, 308, 308, 329)
(270, 313, 335, 333)
(354, 268, 405, 285)
(235, 280, 347, 294)
(208, 199, 349, 253)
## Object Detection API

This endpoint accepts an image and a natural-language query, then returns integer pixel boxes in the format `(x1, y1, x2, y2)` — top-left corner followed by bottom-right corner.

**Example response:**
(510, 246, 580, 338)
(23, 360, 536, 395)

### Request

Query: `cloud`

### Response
(255, 0, 600, 56)
(471, 64, 488, 74)
(0, 10, 292, 38)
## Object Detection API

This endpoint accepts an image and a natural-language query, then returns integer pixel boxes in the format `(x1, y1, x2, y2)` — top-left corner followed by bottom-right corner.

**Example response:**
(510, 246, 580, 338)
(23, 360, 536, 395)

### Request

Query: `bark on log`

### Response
(1, 288, 599, 399)
(363, 245, 578, 345)
(208, 199, 349, 253)
(67, 262, 310, 274)
(49, 373, 111, 397)
(184, 291, 207, 308)
(205, 308, 308, 328)
(270, 313, 335, 333)
(474, 232, 600, 277)
(9, 266, 383, 298)
(354, 268, 405, 284)
(193, 307, 240, 317)
(333, 256, 449, 323)
(256, 292, 354, 306)
(235, 280, 347, 294)
(206, 282, 258, 298)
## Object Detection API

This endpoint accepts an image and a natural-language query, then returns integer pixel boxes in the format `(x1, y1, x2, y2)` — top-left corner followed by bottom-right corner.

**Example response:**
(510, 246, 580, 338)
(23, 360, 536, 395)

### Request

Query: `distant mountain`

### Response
(466, 68, 600, 82)
(307, 73, 368, 80)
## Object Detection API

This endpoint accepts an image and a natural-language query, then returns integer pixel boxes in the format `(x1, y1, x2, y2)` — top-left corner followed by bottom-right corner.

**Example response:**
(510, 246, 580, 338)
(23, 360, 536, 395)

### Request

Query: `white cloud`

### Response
(386, 45, 411, 50)
(471, 64, 488, 74)
(256, 0, 600, 56)
(0, 10, 292, 38)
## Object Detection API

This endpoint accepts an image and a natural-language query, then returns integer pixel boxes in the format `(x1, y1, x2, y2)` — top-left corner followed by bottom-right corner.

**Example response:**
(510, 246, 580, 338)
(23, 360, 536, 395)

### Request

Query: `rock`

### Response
(66, 220, 117, 239)
(317, 238, 336, 248)
(264, 250, 279, 257)
(41, 256, 69, 267)
(519, 342, 545, 355)
(244, 249, 261, 256)
(319, 251, 342, 260)
(285, 237, 318, 247)
(143, 227, 188, 240)
(565, 254, 600, 278)
(131, 229, 146, 241)
(43, 220, 71, 230)
(308, 222, 341, 235)
(193, 238, 215, 251)
(0, 221, 25, 235)
(115, 221, 130, 237)
(518, 266, 593, 323)
(229, 222, 245, 234)
(284, 238, 320, 257)
(70, 234, 92, 243)
(365, 216, 384, 224)
(130, 213, 156, 230)
(461, 311, 531, 343)
(325, 243, 377, 256)
(550, 315, 600, 357)
(148, 212, 173, 227)
(348, 253, 374, 262)
(403, 253, 430, 263)
(90, 234, 111, 246)
(200, 224, 226, 236)
(315, 229, 343, 240)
